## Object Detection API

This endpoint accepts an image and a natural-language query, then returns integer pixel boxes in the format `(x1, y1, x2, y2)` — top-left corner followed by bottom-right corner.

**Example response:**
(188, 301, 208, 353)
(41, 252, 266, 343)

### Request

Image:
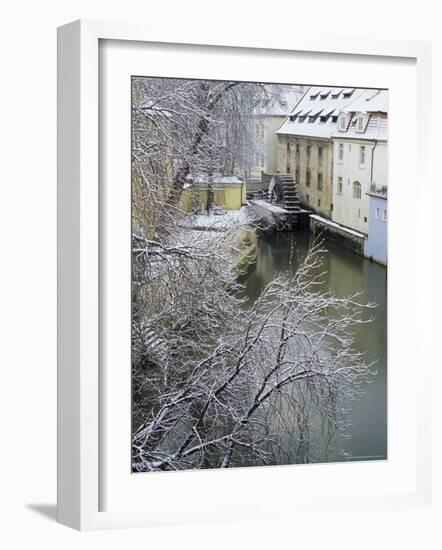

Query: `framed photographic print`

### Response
(57, 19, 433, 530)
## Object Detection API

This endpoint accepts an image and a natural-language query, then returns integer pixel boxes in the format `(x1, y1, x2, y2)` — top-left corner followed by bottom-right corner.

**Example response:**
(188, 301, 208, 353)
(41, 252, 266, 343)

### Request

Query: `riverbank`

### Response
(184, 206, 258, 275)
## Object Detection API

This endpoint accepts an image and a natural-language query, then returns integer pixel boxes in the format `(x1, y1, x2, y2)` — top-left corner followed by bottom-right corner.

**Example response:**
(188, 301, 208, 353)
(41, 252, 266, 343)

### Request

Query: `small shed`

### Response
(180, 175, 247, 212)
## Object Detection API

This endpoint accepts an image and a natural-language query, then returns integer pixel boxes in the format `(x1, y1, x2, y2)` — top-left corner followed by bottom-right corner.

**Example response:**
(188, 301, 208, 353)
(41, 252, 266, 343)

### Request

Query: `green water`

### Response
(242, 231, 387, 463)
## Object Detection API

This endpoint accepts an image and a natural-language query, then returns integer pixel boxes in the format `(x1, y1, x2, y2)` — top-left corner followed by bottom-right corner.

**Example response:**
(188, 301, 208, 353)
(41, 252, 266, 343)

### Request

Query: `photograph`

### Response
(131, 77, 388, 473)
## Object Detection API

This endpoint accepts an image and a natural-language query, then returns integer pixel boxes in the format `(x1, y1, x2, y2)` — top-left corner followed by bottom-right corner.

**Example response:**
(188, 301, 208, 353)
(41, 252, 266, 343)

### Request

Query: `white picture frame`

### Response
(57, 19, 433, 531)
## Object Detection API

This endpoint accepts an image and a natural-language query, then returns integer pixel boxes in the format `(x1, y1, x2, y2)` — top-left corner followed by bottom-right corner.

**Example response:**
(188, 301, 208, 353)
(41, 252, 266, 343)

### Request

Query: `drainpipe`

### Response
(370, 140, 378, 182)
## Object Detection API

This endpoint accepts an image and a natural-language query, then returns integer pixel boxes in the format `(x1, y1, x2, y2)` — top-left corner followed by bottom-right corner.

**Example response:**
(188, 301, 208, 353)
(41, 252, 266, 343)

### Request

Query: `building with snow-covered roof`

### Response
(331, 89, 388, 234)
(276, 85, 371, 218)
(248, 85, 304, 182)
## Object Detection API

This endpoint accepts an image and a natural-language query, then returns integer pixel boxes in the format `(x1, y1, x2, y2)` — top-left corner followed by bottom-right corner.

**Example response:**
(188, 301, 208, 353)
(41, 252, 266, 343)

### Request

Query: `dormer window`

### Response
(290, 110, 302, 122)
(331, 116, 338, 123)
(356, 116, 365, 132)
(298, 116, 306, 123)
(342, 89, 355, 98)
(309, 92, 319, 100)
(339, 116, 347, 131)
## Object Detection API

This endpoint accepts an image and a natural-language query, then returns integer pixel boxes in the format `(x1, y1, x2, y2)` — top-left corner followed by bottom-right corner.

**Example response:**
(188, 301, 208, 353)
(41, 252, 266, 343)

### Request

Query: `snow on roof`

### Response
(341, 89, 388, 114)
(277, 86, 388, 139)
(332, 116, 388, 141)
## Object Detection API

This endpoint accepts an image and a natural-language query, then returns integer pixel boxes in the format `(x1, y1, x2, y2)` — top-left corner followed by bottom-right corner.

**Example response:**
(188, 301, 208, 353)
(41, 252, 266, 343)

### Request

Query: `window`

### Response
(331, 116, 338, 123)
(295, 167, 300, 183)
(317, 198, 321, 207)
(307, 144, 311, 159)
(296, 143, 300, 156)
(306, 169, 311, 187)
(364, 216, 367, 223)
(317, 173, 323, 191)
(286, 142, 291, 173)
(360, 145, 366, 165)
(375, 207, 380, 219)
(353, 181, 362, 199)
(357, 117, 364, 131)
(339, 116, 346, 131)
(337, 176, 343, 194)
(338, 143, 344, 161)
(298, 116, 306, 123)
(318, 146, 323, 163)
(382, 209, 387, 221)
(306, 194, 309, 203)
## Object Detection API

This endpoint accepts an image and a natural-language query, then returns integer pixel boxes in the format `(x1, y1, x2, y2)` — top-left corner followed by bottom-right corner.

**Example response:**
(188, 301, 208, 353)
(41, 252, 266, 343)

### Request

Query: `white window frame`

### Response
(353, 181, 362, 199)
(338, 142, 344, 161)
(339, 115, 347, 131)
(337, 176, 343, 194)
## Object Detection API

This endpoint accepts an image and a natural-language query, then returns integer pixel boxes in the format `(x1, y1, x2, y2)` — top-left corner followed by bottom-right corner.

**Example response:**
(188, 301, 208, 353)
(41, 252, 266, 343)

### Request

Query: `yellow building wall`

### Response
(180, 183, 246, 212)
(277, 135, 333, 219)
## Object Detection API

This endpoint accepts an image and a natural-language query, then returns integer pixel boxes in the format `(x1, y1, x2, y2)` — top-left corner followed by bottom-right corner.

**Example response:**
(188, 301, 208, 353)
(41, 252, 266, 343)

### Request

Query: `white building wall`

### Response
(332, 139, 387, 235)
(372, 143, 388, 189)
(249, 116, 285, 180)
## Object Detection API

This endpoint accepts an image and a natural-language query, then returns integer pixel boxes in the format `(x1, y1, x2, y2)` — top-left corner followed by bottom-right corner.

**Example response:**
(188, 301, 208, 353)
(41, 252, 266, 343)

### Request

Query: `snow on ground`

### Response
(188, 206, 256, 230)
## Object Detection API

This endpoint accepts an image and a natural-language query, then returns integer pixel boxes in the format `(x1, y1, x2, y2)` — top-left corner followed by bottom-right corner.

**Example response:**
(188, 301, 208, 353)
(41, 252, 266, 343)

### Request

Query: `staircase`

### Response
(274, 174, 300, 230)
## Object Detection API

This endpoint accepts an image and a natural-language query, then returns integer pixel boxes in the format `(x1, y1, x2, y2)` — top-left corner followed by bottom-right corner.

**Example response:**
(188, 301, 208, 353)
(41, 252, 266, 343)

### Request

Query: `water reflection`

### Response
(241, 231, 387, 462)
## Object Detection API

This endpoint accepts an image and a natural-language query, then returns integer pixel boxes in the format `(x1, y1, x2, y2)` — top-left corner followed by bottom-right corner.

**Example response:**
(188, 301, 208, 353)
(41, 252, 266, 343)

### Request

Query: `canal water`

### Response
(241, 230, 387, 463)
